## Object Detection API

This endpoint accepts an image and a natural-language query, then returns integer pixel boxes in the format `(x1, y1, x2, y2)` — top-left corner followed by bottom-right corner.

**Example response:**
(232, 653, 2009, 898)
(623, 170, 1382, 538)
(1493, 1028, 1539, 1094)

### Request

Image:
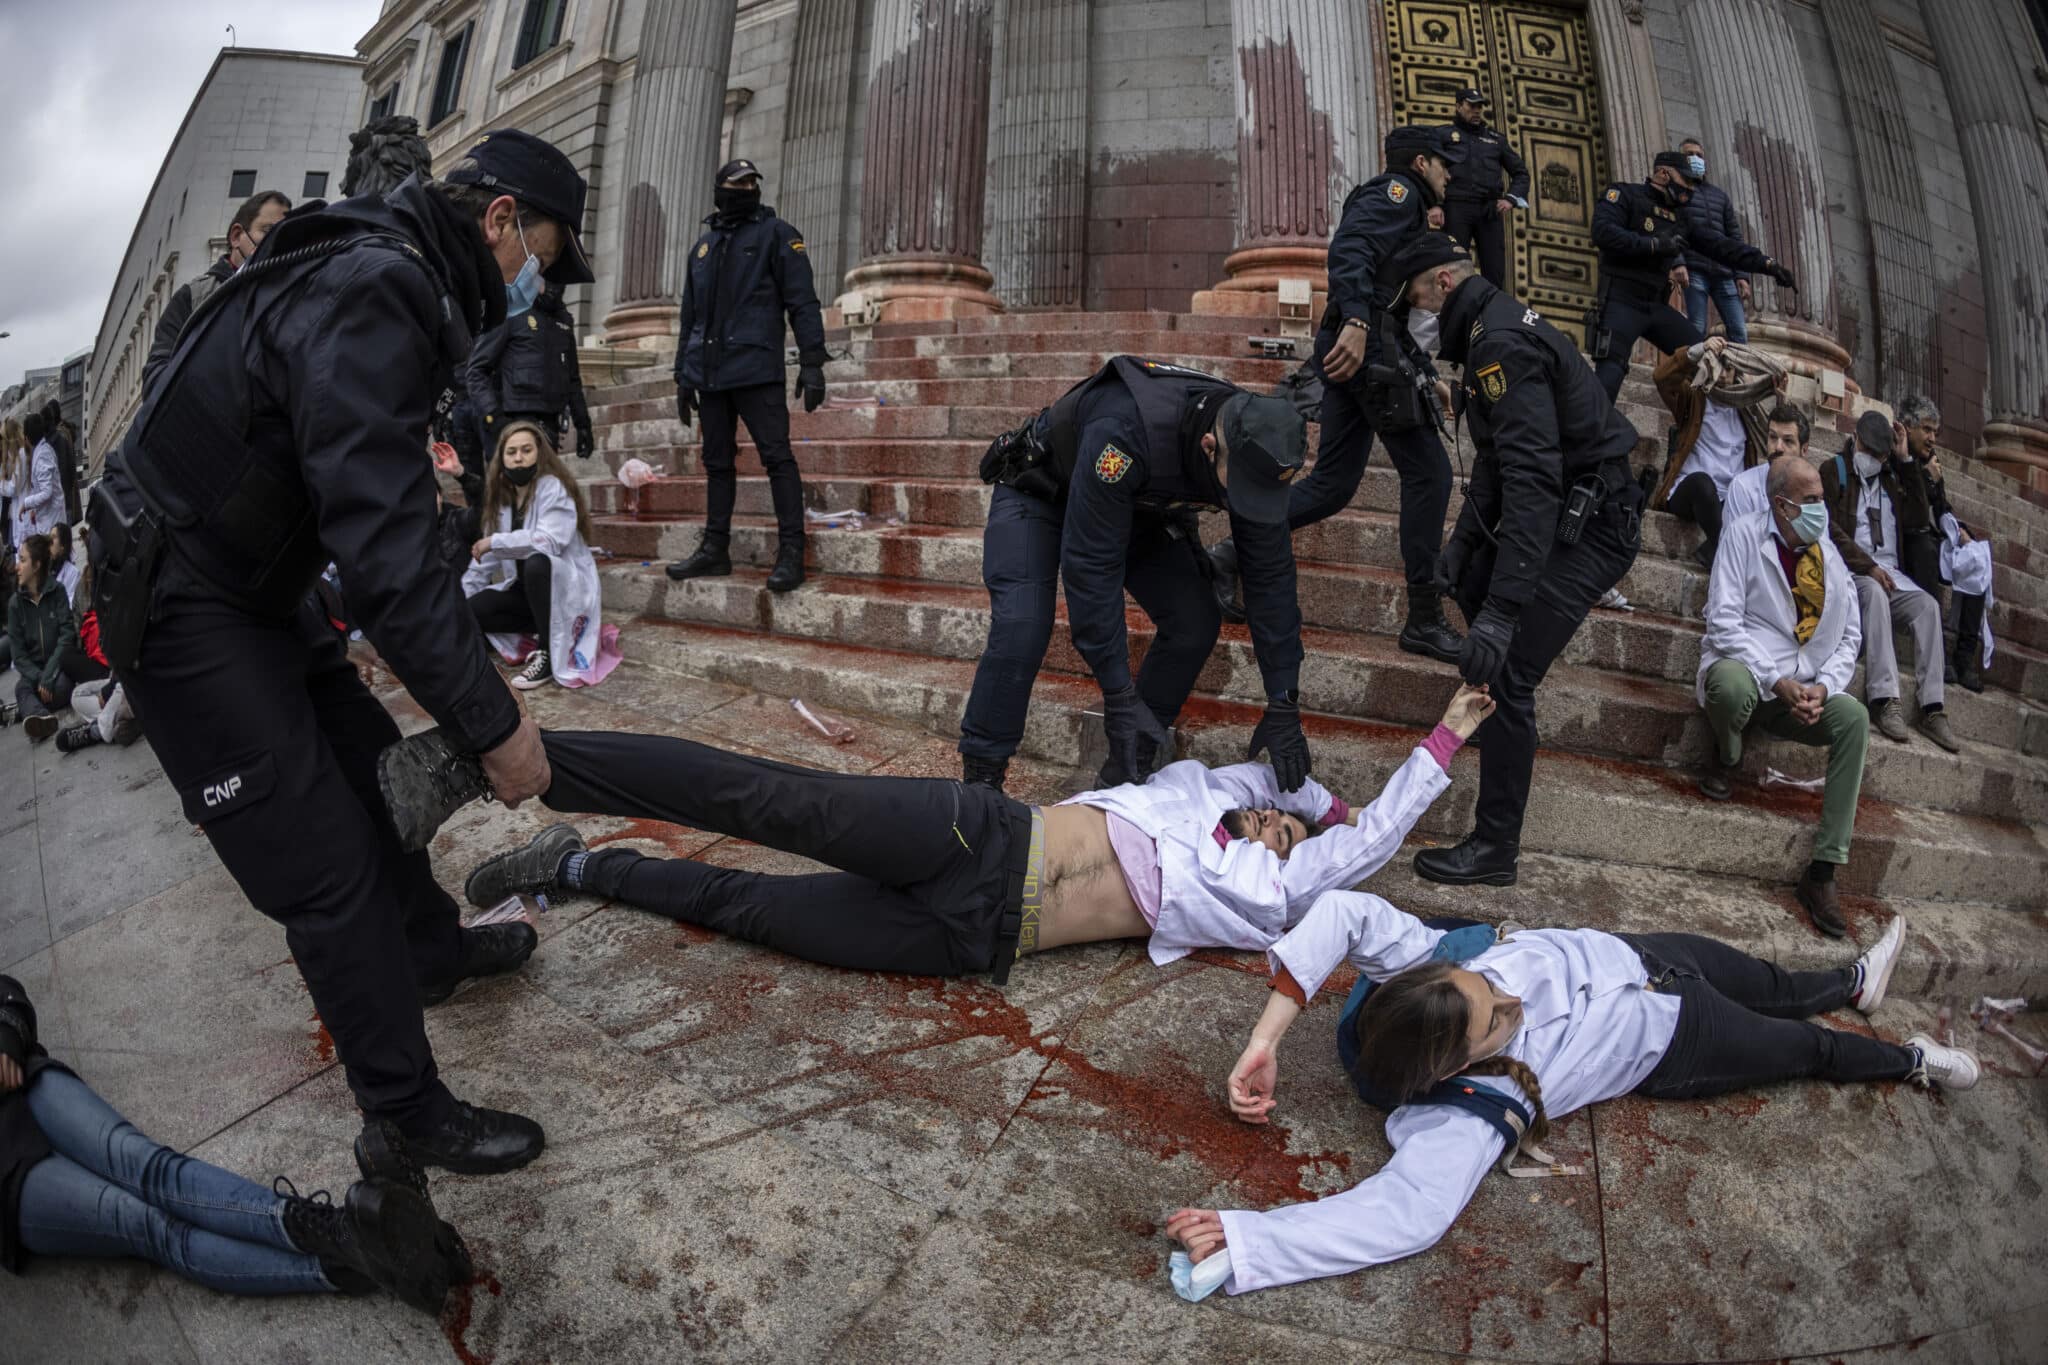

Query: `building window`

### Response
(368, 82, 399, 121)
(228, 169, 257, 198)
(513, 0, 567, 70)
(430, 23, 473, 126)
(304, 171, 329, 199)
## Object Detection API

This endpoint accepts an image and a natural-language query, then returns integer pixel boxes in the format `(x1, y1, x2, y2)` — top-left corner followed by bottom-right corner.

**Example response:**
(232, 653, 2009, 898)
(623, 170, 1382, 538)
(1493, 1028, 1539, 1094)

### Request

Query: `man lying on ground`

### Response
(378, 687, 1495, 981)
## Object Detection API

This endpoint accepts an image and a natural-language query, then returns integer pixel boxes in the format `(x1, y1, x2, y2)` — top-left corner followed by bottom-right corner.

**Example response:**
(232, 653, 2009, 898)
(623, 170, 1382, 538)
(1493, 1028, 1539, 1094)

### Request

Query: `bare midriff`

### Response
(1026, 804, 1151, 954)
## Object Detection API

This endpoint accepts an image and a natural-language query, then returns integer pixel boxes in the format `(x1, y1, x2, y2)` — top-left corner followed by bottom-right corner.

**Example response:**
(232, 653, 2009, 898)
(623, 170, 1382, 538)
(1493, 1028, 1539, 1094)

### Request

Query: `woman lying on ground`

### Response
(0, 975, 464, 1311)
(1160, 894, 1976, 1298)
(381, 687, 1497, 983)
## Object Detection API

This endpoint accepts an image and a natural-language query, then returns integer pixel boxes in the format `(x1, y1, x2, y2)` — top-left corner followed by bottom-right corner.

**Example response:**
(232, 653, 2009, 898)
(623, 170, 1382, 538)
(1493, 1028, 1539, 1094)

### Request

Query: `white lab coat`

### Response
(460, 474, 610, 687)
(1723, 462, 1769, 524)
(14, 441, 61, 540)
(1696, 508, 1861, 706)
(1060, 746, 1451, 965)
(1215, 894, 1681, 1294)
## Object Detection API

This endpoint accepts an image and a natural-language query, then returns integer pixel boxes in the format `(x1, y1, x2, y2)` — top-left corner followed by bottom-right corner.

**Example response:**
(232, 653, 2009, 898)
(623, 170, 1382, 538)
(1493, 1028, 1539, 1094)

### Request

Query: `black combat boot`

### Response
(355, 1120, 475, 1284)
(961, 755, 1009, 792)
(1412, 834, 1520, 887)
(1397, 585, 1464, 664)
(665, 530, 732, 581)
(1207, 539, 1246, 624)
(402, 1098, 546, 1176)
(278, 1178, 455, 1314)
(376, 728, 489, 853)
(418, 922, 539, 1006)
(766, 536, 807, 592)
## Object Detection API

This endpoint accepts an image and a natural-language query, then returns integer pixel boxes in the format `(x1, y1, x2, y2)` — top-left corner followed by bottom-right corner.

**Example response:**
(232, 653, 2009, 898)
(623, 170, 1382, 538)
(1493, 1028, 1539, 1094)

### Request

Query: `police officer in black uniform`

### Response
(1212, 124, 1465, 664)
(960, 357, 1313, 794)
(1439, 88, 1528, 289)
(1393, 234, 1646, 887)
(86, 131, 595, 1174)
(1588, 151, 1795, 401)
(464, 284, 594, 465)
(666, 158, 830, 594)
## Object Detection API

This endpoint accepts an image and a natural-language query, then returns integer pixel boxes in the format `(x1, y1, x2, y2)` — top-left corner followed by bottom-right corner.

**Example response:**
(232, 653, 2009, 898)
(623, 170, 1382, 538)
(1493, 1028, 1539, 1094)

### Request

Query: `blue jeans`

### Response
(1684, 275, 1749, 343)
(16, 1069, 333, 1294)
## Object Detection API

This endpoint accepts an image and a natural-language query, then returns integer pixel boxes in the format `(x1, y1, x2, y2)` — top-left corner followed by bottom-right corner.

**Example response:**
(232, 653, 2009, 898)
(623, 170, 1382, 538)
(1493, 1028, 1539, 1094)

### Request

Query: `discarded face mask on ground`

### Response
(615, 457, 658, 515)
(792, 697, 856, 743)
(1971, 997, 2046, 1075)
(1759, 767, 1826, 793)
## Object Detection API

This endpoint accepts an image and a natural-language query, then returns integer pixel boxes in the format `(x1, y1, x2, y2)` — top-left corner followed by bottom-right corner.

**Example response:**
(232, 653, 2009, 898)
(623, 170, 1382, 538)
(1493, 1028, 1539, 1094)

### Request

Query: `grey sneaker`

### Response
(464, 823, 586, 908)
(1871, 699, 1910, 743)
(1915, 709, 1961, 754)
(377, 728, 489, 854)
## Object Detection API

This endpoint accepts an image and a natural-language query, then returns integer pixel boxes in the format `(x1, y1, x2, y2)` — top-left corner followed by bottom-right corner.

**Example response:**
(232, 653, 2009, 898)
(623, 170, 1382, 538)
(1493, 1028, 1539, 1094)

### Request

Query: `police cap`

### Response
(1383, 124, 1464, 171)
(447, 128, 594, 285)
(1652, 150, 1694, 182)
(1455, 88, 1487, 105)
(1217, 393, 1308, 525)
(717, 158, 763, 185)
(1383, 230, 1473, 287)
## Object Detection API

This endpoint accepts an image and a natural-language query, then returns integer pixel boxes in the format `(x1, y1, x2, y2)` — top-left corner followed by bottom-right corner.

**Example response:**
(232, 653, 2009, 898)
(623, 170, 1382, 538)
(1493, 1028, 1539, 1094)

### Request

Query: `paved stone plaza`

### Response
(2, 654, 2044, 1364)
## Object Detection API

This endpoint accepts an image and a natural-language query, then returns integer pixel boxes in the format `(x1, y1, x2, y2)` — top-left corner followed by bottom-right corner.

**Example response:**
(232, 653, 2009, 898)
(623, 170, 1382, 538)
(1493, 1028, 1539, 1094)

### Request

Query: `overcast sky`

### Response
(0, 0, 381, 381)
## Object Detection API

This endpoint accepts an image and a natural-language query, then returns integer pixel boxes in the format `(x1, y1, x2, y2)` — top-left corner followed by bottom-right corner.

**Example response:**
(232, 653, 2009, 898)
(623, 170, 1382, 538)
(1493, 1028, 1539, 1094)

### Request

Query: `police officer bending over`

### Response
(667, 158, 830, 594)
(961, 358, 1313, 795)
(1213, 125, 1464, 664)
(465, 284, 594, 465)
(1439, 88, 1528, 289)
(1396, 234, 1646, 887)
(88, 131, 592, 1175)
(1588, 150, 1794, 401)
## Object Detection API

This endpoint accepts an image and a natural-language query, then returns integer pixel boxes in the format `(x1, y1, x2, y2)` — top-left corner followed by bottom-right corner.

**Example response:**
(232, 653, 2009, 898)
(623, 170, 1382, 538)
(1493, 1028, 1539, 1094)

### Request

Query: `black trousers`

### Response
(538, 731, 1032, 976)
(958, 483, 1220, 764)
(1457, 495, 1641, 845)
(467, 555, 552, 649)
(15, 644, 110, 719)
(1592, 280, 1702, 400)
(1623, 933, 1915, 1098)
(121, 596, 465, 1130)
(1444, 199, 1508, 288)
(1298, 331, 1452, 586)
(1664, 470, 1725, 559)
(700, 382, 804, 541)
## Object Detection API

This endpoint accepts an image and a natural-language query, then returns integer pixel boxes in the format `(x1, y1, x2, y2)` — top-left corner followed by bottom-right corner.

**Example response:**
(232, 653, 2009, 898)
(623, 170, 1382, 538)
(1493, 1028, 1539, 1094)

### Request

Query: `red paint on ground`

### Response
(310, 1011, 334, 1065)
(440, 1271, 503, 1365)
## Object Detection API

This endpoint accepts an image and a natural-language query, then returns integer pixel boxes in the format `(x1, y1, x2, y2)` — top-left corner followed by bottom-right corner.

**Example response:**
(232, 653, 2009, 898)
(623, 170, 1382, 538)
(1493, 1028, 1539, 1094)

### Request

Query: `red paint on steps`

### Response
(441, 1271, 503, 1365)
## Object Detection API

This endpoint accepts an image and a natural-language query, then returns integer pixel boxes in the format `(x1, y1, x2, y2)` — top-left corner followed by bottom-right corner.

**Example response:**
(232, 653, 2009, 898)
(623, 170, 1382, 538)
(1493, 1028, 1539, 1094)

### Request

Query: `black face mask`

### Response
(714, 186, 761, 217)
(502, 463, 539, 488)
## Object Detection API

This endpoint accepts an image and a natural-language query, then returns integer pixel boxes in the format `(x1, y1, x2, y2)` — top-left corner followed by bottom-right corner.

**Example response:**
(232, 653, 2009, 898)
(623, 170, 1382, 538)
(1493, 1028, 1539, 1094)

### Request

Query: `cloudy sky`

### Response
(0, 0, 380, 380)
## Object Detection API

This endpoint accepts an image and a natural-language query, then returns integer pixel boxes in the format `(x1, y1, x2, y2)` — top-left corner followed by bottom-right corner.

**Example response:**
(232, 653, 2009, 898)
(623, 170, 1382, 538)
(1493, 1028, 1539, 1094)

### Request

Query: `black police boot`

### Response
(377, 727, 489, 854)
(1397, 585, 1465, 664)
(278, 1177, 455, 1314)
(961, 755, 1009, 792)
(355, 1120, 475, 1284)
(665, 530, 732, 581)
(419, 922, 539, 1006)
(766, 536, 807, 593)
(464, 823, 586, 908)
(1208, 539, 1246, 625)
(1953, 593, 1986, 693)
(1412, 834, 1520, 887)
(401, 1098, 546, 1176)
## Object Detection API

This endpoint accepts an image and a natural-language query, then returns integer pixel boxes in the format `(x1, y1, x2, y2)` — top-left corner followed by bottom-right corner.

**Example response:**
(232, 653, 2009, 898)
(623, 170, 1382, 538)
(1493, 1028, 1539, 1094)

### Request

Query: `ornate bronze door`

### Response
(1383, 1, 1608, 344)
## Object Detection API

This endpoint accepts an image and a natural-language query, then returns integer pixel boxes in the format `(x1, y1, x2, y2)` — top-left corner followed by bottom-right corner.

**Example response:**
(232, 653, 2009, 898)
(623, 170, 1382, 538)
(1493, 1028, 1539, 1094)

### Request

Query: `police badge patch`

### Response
(1476, 362, 1507, 402)
(1605, 188, 1620, 203)
(697, 243, 709, 258)
(1643, 217, 1656, 231)
(1389, 181, 1409, 204)
(791, 239, 807, 252)
(1095, 444, 1133, 483)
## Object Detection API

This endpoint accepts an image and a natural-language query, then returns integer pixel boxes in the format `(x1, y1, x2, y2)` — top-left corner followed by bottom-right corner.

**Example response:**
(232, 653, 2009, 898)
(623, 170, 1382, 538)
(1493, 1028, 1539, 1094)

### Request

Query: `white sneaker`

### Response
(511, 650, 551, 690)
(1905, 1034, 1980, 1092)
(1852, 915, 1906, 1014)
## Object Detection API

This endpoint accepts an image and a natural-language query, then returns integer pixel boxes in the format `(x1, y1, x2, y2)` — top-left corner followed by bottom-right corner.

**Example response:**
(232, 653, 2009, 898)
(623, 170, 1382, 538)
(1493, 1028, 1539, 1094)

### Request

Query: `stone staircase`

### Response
(572, 310, 2048, 1000)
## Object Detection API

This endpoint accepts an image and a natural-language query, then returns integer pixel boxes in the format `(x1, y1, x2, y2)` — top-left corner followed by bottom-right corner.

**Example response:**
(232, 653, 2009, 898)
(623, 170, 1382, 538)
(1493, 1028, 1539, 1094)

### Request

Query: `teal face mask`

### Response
(1781, 496, 1828, 544)
(1685, 154, 1707, 179)
(505, 219, 542, 317)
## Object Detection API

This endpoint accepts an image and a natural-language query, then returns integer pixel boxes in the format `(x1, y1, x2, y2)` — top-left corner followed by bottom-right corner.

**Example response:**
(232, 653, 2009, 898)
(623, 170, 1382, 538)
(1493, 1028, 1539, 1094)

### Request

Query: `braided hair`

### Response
(1350, 960, 1551, 1146)
(342, 116, 434, 198)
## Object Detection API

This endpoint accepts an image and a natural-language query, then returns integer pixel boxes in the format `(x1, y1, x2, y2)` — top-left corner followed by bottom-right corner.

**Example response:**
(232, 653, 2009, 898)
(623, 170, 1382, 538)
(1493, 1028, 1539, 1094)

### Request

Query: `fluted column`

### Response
(1924, 0, 2048, 489)
(779, 0, 865, 304)
(1678, 0, 1844, 379)
(844, 0, 1003, 319)
(984, 0, 1090, 310)
(601, 2, 738, 345)
(1199, 0, 1374, 310)
(1589, 0, 1666, 184)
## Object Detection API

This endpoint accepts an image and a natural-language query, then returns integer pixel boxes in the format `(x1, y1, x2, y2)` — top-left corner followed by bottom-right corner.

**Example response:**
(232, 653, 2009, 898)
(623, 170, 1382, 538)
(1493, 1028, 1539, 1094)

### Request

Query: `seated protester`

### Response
(49, 523, 80, 606)
(1821, 411, 1956, 752)
(3, 535, 108, 743)
(1895, 395, 1989, 694)
(387, 687, 1496, 981)
(0, 974, 464, 1311)
(54, 566, 135, 756)
(1648, 336, 1784, 567)
(1162, 895, 1972, 1299)
(1723, 401, 1812, 526)
(1696, 456, 1867, 936)
(460, 421, 611, 690)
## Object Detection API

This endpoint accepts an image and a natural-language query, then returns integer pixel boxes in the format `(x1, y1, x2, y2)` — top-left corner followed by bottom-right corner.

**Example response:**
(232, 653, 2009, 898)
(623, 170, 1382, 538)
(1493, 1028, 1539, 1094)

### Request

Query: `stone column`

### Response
(844, 0, 1003, 320)
(779, 0, 865, 305)
(984, 0, 1090, 310)
(1589, 0, 1666, 184)
(600, 2, 738, 345)
(1923, 0, 2048, 489)
(1677, 0, 1845, 379)
(1197, 0, 1374, 313)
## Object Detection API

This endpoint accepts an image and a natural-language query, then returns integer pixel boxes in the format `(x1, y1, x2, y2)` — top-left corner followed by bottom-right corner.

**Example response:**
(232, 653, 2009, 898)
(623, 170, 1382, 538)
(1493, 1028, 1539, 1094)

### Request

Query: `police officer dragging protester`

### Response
(1211, 125, 1464, 664)
(87, 130, 593, 1176)
(666, 158, 830, 594)
(960, 357, 1313, 795)
(1439, 88, 1528, 289)
(1394, 233, 1646, 886)
(1588, 150, 1794, 401)
(463, 284, 594, 464)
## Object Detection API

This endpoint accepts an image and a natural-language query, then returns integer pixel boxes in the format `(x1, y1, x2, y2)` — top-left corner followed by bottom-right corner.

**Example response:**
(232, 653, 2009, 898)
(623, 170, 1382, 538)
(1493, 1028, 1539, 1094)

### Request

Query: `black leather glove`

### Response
(1436, 535, 1475, 599)
(796, 364, 826, 414)
(1458, 599, 1520, 689)
(676, 383, 698, 425)
(1767, 260, 1796, 289)
(1247, 692, 1313, 793)
(574, 425, 594, 456)
(1101, 685, 1173, 786)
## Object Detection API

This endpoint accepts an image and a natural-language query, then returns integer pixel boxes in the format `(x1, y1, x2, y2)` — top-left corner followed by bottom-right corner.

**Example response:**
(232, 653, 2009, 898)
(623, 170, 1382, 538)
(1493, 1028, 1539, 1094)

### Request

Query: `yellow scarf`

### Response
(1792, 543, 1826, 644)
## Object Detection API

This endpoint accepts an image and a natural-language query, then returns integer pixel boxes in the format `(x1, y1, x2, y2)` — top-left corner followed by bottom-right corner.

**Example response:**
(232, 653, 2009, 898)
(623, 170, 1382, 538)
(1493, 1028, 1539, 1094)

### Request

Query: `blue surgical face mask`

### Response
(1781, 496, 1828, 544)
(1685, 154, 1707, 179)
(504, 219, 542, 317)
